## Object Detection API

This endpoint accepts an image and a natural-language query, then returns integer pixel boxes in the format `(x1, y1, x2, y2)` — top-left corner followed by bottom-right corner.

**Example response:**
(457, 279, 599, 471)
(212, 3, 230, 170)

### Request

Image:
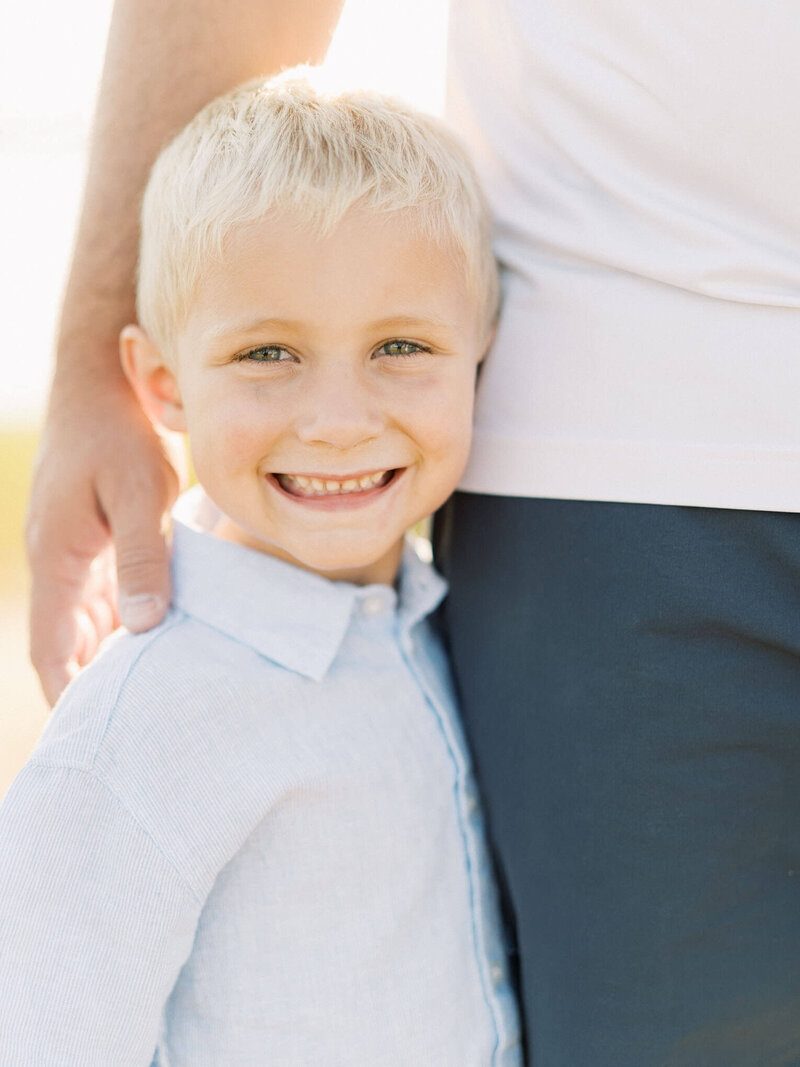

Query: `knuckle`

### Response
(114, 545, 165, 582)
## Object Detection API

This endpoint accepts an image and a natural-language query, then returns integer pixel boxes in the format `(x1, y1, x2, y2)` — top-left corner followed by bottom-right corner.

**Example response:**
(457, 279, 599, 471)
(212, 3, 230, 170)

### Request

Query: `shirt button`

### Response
(361, 595, 386, 617)
(490, 964, 505, 987)
(465, 791, 478, 815)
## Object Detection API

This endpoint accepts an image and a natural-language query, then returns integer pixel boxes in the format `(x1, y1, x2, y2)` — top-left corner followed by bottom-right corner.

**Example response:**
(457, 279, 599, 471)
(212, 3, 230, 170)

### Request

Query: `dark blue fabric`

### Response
(436, 494, 800, 1067)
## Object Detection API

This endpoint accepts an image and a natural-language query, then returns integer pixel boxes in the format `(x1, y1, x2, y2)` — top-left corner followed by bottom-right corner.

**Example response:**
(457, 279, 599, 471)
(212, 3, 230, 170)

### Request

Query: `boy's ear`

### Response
(120, 325, 187, 433)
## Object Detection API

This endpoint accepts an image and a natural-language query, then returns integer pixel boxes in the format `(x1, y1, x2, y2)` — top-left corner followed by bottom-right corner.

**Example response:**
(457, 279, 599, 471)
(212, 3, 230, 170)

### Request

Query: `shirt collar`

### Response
(170, 487, 447, 681)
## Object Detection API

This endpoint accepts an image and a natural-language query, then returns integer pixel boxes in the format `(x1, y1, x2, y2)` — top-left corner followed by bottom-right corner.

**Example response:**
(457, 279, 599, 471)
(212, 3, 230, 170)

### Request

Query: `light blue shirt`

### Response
(0, 489, 521, 1066)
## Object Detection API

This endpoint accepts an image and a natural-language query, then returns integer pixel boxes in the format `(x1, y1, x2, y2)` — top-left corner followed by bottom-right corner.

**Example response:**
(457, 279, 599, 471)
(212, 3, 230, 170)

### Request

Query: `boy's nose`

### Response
(294, 371, 385, 450)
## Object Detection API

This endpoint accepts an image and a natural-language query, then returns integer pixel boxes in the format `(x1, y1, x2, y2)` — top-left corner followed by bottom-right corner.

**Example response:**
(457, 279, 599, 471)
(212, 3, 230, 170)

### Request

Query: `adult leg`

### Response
(437, 494, 800, 1067)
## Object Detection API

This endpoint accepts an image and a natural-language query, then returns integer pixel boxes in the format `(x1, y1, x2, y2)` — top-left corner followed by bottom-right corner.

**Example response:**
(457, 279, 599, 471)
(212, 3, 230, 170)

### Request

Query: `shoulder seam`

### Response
(89, 611, 188, 769)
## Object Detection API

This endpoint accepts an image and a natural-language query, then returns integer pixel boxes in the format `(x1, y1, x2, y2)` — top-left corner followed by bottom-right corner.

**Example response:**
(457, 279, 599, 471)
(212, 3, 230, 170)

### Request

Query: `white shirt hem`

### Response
(459, 435, 800, 512)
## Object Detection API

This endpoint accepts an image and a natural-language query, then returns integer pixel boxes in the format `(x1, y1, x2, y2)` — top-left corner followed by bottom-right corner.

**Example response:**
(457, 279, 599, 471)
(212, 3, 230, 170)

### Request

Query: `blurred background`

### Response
(0, 0, 447, 796)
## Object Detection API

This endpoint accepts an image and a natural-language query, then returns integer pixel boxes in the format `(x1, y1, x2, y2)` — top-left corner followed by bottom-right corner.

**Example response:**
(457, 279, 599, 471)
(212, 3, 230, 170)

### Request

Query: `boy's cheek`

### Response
(420, 425, 475, 481)
(185, 423, 257, 487)
(415, 390, 475, 446)
(187, 395, 270, 452)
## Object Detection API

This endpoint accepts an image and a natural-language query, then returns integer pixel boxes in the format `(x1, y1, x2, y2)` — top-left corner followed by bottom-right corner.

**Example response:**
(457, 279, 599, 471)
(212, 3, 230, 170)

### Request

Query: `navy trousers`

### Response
(436, 494, 800, 1066)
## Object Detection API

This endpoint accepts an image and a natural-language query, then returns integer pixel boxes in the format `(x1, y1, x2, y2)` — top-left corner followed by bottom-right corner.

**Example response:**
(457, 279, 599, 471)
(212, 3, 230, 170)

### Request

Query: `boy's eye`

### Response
(375, 340, 430, 358)
(236, 345, 294, 363)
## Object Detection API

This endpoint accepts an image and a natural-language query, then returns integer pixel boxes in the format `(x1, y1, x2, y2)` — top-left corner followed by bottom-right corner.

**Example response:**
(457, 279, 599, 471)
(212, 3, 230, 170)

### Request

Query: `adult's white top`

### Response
(449, 0, 800, 511)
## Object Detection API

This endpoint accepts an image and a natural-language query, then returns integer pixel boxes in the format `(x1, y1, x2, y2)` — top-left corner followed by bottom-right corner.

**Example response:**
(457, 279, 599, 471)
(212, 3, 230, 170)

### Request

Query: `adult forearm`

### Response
(29, 0, 345, 705)
(56, 0, 345, 380)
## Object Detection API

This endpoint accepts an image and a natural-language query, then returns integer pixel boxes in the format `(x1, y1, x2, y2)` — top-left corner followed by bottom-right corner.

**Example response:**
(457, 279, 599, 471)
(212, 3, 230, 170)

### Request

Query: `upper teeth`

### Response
(282, 471, 389, 494)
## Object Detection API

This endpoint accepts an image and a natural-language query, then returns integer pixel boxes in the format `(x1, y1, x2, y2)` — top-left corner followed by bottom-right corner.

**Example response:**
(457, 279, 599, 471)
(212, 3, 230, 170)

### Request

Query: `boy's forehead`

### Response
(183, 208, 479, 337)
(220, 206, 450, 264)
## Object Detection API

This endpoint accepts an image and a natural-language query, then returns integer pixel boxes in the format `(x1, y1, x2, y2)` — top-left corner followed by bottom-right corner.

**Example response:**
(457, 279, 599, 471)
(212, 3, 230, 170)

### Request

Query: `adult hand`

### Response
(26, 363, 185, 705)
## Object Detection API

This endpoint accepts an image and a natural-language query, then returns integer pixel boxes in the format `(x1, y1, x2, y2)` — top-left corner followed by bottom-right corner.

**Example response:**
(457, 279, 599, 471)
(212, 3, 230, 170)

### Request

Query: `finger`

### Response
(80, 594, 117, 657)
(29, 587, 85, 706)
(74, 607, 103, 669)
(40, 660, 80, 708)
(89, 545, 120, 631)
(108, 495, 172, 632)
(83, 548, 119, 642)
(27, 506, 109, 706)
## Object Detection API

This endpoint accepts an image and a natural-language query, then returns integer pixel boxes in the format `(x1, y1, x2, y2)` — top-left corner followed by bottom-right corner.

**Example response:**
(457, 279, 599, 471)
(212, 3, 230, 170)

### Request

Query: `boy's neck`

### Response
(211, 513, 404, 588)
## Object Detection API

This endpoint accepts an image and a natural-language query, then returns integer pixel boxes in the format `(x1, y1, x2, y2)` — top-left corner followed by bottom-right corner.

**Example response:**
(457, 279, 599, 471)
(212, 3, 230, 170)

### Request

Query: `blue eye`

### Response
(376, 340, 430, 358)
(237, 345, 294, 363)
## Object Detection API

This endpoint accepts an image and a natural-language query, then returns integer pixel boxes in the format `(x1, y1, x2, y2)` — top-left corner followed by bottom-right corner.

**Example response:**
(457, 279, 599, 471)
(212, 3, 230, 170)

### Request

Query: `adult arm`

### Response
(27, 0, 345, 704)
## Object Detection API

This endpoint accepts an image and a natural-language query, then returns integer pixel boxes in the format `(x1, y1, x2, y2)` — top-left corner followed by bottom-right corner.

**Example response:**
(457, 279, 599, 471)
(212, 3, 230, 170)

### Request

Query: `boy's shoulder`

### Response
(33, 606, 258, 769)
(28, 607, 308, 896)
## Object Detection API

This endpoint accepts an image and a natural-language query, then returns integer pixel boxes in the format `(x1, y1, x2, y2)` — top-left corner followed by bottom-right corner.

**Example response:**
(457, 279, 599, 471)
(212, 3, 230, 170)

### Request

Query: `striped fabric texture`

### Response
(0, 489, 521, 1066)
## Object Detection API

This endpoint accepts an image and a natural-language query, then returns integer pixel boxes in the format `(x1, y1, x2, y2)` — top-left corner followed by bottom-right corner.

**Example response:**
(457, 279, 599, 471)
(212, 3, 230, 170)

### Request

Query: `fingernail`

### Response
(119, 594, 165, 631)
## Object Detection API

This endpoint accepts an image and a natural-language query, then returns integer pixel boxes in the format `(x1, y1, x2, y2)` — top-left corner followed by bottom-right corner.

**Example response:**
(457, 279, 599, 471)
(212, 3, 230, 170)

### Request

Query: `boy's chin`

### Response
(289, 540, 406, 586)
(214, 516, 405, 585)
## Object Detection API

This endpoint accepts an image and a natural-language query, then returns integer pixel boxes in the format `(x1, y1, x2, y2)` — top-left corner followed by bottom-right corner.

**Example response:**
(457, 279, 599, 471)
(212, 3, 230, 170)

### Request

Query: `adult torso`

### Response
(448, 0, 800, 510)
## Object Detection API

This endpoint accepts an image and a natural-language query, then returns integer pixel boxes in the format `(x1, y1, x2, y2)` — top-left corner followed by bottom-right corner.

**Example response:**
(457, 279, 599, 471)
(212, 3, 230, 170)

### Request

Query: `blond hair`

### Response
(137, 68, 498, 351)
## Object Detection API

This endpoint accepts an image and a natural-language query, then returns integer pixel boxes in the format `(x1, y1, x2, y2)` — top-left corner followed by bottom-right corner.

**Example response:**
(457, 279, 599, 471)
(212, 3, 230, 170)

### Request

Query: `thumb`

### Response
(110, 497, 172, 632)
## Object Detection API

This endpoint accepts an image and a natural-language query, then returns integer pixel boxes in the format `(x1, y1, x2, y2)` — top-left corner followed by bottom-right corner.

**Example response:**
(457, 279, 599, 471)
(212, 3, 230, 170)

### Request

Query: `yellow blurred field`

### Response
(0, 429, 50, 797)
(0, 430, 38, 590)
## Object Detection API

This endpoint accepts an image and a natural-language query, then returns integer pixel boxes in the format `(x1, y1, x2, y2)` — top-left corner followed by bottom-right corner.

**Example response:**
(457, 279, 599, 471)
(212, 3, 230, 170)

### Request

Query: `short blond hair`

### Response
(137, 68, 499, 352)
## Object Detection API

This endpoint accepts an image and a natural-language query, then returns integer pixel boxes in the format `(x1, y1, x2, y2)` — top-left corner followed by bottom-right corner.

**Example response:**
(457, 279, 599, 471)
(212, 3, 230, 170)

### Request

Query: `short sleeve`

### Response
(0, 763, 202, 1066)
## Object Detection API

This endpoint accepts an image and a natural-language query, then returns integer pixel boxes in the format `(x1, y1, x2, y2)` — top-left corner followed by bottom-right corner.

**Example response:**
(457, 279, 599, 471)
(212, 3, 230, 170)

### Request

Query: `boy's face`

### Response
(131, 208, 487, 585)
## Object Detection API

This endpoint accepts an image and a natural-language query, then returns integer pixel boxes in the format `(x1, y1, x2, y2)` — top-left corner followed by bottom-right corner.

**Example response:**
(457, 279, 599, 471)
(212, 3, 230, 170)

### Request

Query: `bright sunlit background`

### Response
(0, 0, 448, 794)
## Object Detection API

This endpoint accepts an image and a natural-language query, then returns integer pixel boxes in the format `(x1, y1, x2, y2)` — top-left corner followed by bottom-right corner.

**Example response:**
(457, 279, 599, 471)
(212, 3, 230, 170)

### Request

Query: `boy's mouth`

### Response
(273, 469, 397, 499)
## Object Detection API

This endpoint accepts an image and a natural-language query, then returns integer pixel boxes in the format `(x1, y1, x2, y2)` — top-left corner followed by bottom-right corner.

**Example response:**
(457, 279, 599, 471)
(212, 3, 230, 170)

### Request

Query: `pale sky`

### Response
(0, 0, 448, 424)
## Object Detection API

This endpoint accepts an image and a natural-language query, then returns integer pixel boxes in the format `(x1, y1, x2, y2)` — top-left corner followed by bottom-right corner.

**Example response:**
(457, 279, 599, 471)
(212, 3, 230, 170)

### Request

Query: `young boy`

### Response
(0, 73, 521, 1065)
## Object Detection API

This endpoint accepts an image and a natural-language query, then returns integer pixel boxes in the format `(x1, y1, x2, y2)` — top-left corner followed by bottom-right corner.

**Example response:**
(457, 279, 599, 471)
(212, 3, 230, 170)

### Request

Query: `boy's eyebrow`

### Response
(365, 315, 455, 333)
(207, 313, 457, 339)
(205, 317, 303, 339)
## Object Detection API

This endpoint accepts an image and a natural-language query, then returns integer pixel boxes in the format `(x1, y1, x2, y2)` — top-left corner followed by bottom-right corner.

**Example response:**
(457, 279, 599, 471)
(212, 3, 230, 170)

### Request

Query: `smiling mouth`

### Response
(273, 469, 398, 498)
